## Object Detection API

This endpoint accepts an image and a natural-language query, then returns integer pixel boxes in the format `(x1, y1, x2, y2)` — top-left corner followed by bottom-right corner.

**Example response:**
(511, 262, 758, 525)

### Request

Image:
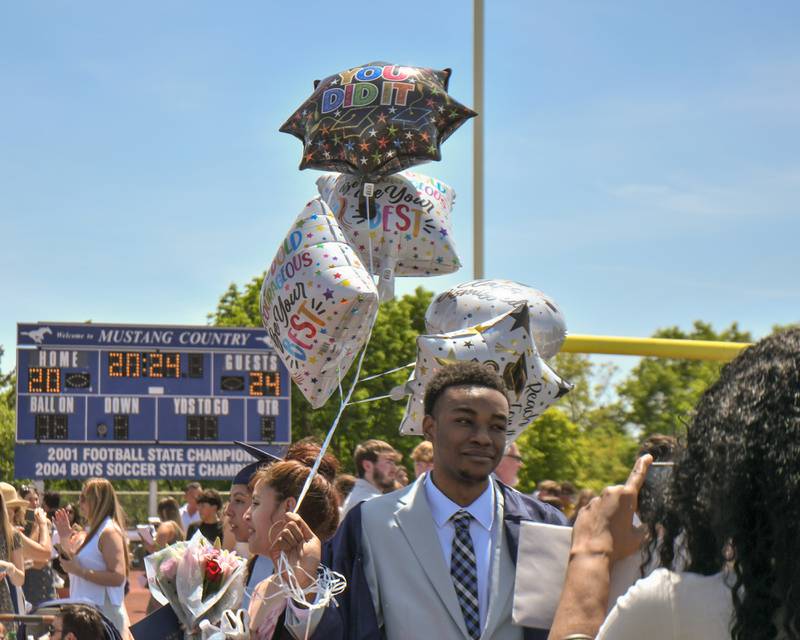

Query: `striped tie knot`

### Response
(451, 509, 472, 530)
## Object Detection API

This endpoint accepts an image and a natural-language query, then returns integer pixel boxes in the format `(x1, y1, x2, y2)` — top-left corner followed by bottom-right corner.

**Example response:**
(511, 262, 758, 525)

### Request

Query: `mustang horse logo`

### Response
(21, 327, 52, 344)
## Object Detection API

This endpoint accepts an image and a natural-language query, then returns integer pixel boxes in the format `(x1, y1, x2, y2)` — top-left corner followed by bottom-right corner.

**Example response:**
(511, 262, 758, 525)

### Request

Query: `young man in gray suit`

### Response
(275, 362, 567, 640)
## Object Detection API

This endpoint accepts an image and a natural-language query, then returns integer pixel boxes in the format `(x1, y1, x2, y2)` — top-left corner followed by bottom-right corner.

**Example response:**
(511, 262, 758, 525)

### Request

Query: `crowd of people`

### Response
(0, 327, 797, 639)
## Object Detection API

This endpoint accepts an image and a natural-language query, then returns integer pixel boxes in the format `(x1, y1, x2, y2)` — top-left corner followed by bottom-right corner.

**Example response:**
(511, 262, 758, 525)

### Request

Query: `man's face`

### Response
(366, 453, 398, 491)
(224, 484, 252, 543)
(494, 442, 523, 487)
(185, 487, 202, 508)
(423, 385, 508, 484)
(197, 501, 219, 523)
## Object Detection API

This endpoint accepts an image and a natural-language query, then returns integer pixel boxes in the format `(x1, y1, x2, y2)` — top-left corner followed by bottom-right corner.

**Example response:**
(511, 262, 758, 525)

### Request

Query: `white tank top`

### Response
(70, 517, 126, 606)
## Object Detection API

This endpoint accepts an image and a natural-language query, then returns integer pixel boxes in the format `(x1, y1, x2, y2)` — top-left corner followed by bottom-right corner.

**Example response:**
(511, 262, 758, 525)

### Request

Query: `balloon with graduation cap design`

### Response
(260, 198, 379, 409)
(398, 304, 572, 441)
(280, 62, 476, 181)
(425, 279, 567, 360)
(316, 169, 461, 300)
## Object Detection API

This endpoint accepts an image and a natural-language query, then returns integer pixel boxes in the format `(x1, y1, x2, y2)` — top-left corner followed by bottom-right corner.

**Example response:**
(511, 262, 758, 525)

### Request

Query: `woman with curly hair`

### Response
(549, 327, 800, 640)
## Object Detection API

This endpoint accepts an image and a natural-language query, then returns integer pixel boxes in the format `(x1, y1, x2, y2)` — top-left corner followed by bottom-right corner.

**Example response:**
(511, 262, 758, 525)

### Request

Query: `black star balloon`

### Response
(280, 62, 477, 180)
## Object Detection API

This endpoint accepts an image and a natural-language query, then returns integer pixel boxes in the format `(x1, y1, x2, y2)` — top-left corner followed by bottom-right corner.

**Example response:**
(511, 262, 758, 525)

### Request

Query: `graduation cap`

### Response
(231, 441, 283, 487)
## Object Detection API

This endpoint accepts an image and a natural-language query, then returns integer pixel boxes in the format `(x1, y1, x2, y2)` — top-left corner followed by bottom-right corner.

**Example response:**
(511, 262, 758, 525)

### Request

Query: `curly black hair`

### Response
(654, 328, 800, 639)
(423, 361, 508, 416)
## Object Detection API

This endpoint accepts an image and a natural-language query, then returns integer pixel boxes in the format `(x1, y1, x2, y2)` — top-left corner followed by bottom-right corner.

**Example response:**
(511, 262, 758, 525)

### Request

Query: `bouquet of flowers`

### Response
(145, 531, 247, 638)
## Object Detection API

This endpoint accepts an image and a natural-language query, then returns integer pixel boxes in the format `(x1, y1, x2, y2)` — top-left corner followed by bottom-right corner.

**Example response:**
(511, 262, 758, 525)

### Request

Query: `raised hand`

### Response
(34, 507, 48, 527)
(570, 454, 653, 562)
(269, 512, 322, 592)
(54, 508, 72, 540)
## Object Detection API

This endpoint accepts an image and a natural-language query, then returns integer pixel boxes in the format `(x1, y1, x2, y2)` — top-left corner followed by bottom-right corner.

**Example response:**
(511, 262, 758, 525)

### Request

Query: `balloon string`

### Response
(364, 184, 375, 277)
(357, 361, 415, 382)
(346, 393, 393, 406)
(295, 184, 378, 510)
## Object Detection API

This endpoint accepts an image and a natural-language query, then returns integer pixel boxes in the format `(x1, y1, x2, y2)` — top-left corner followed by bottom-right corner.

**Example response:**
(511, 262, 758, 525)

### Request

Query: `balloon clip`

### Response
(362, 182, 375, 197)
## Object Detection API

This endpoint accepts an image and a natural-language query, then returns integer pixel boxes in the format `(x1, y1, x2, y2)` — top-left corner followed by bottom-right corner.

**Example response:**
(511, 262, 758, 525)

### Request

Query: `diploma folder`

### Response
(512, 521, 643, 629)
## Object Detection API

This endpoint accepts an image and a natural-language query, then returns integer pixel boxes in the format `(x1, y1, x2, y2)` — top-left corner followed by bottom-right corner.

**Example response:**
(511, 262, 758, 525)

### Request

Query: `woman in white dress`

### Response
(57, 478, 130, 637)
(549, 328, 800, 640)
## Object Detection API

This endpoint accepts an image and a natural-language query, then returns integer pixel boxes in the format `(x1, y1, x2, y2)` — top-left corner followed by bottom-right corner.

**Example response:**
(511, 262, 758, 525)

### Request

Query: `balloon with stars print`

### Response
(398, 304, 573, 440)
(425, 279, 568, 360)
(316, 170, 461, 300)
(260, 198, 379, 409)
(280, 62, 476, 181)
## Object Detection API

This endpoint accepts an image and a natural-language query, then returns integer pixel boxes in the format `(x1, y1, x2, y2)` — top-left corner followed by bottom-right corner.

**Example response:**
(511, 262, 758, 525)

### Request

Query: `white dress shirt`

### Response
(341, 478, 383, 515)
(424, 473, 497, 632)
(179, 503, 201, 531)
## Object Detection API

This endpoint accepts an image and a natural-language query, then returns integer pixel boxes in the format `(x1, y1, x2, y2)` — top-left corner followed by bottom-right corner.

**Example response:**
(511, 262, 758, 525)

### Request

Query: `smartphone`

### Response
(25, 509, 35, 523)
(638, 461, 673, 522)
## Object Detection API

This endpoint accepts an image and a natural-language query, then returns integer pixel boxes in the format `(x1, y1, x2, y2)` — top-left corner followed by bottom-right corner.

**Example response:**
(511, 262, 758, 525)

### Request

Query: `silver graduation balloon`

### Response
(424, 279, 567, 359)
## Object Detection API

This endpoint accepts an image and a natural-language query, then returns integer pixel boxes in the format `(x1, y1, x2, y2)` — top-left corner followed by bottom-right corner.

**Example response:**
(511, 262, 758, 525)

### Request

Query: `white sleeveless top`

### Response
(70, 517, 126, 606)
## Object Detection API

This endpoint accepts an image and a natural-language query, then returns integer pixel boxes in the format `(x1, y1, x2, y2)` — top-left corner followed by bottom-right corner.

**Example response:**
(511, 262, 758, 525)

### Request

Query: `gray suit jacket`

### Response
(289, 477, 554, 640)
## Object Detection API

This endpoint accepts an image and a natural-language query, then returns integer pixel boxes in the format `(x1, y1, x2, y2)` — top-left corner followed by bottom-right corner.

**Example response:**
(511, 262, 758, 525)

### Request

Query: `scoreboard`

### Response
(15, 323, 290, 480)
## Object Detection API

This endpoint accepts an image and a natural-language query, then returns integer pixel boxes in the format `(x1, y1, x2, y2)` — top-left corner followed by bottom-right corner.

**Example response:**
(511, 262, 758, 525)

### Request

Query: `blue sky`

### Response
(2, 1, 798, 379)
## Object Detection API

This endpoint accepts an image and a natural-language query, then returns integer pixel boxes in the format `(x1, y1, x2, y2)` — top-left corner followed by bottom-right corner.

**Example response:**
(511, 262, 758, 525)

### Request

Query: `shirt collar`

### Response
(424, 472, 495, 533)
(354, 478, 382, 496)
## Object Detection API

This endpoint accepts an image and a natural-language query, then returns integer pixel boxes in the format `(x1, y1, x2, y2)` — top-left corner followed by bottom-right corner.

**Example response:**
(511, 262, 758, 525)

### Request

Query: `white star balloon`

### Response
(425, 279, 567, 360)
(398, 304, 572, 441)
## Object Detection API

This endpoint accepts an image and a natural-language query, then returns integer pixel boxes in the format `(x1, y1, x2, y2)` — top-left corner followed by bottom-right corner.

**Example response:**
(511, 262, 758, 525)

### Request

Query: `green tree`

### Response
(209, 279, 433, 473)
(618, 321, 752, 438)
(0, 347, 17, 480)
(515, 409, 583, 492)
(0, 392, 15, 480)
(516, 352, 637, 493)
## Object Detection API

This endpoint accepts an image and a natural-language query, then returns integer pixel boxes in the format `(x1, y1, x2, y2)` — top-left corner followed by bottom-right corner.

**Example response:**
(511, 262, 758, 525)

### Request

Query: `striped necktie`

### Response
(450, 509, 481, 639)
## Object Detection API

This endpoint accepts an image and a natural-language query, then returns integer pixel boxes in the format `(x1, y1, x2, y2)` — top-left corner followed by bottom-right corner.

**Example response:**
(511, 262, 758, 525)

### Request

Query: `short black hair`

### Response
(43, 491, 60, 511)
(196, 489, 222, 510)
(423, 362, 508, 416)
(61, 604, 105, 639)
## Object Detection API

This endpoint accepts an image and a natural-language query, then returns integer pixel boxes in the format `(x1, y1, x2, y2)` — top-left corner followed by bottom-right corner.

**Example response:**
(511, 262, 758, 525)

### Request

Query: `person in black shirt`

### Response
(185, 489, 224, 544)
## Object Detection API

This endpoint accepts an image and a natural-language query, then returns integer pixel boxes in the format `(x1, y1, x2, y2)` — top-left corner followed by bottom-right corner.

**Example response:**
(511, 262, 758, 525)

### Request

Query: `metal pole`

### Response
(473, 0, 485, 280)
(148, 480, 158, 518)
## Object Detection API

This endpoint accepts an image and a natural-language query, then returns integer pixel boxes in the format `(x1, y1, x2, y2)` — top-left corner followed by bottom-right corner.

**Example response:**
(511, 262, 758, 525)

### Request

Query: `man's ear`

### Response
(422, 414, 436, 444)
(284, 496, 297, 513)
(362, 460, 374, 476)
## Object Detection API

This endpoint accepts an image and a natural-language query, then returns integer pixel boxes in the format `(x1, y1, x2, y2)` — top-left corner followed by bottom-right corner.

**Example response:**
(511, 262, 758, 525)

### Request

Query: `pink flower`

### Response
(160, 557, 178, 580)
(216, 552, 241, 576)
